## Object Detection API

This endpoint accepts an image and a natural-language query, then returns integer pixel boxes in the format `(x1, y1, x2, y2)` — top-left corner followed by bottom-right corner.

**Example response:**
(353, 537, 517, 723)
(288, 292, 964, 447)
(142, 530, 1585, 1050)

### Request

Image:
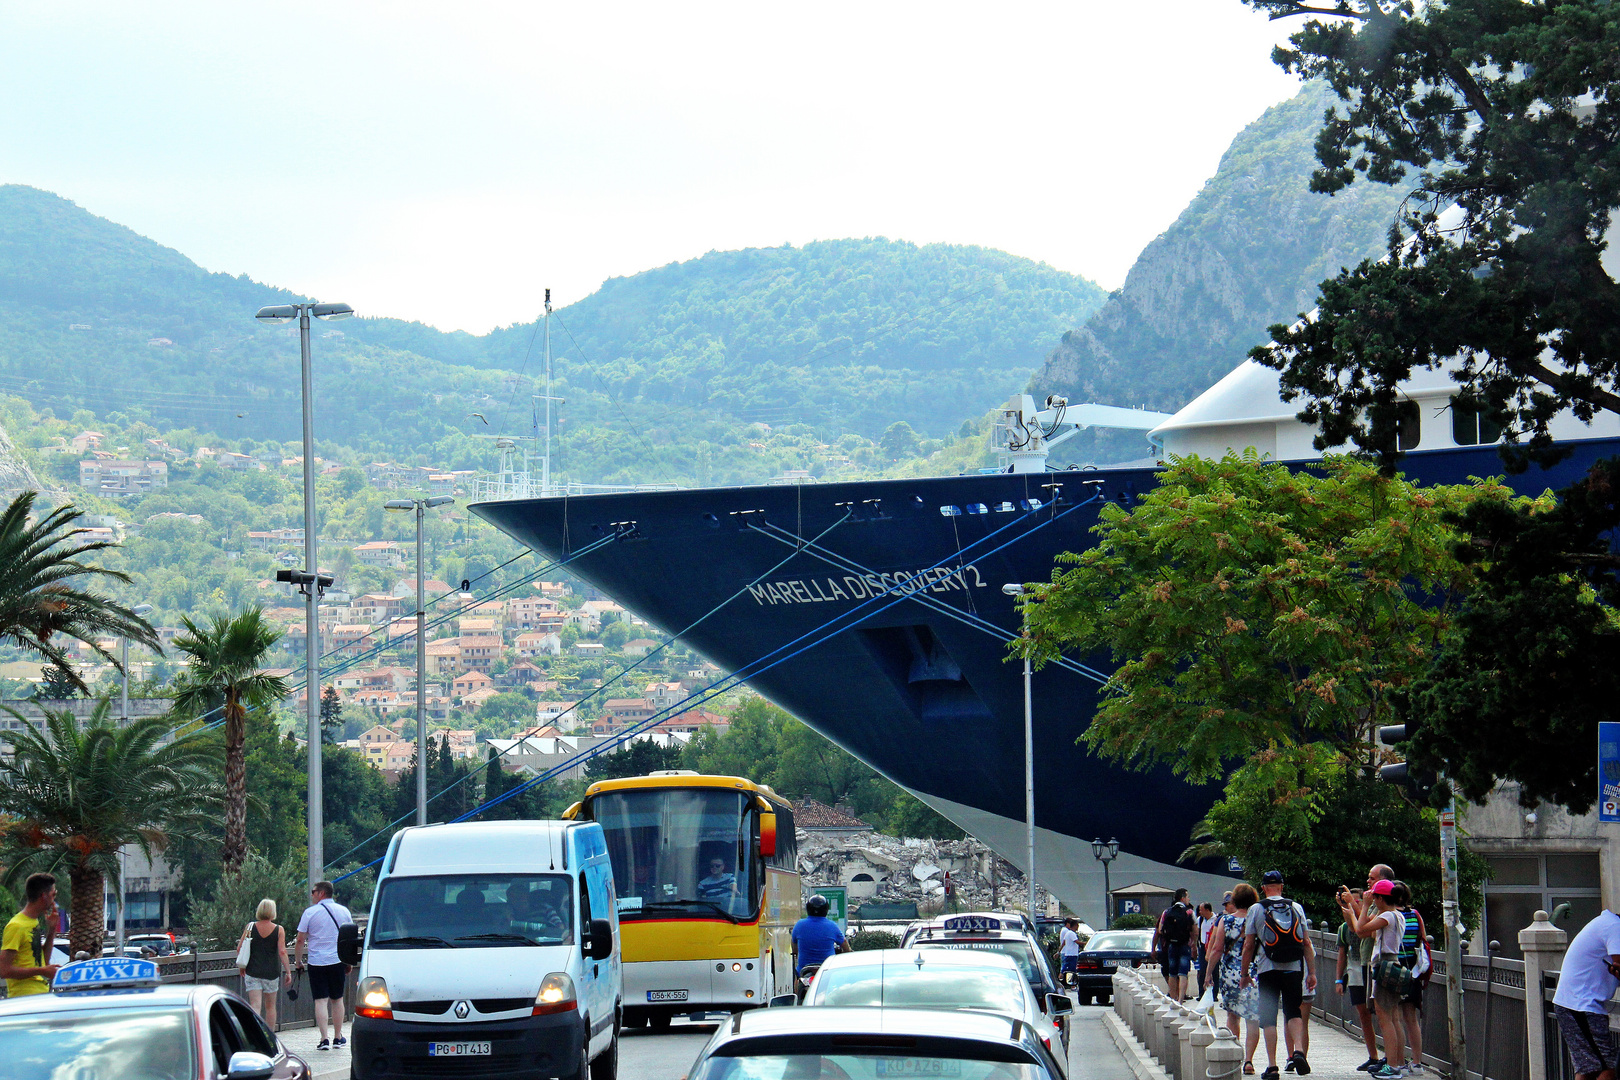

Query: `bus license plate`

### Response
(647, 989, 689, 1002)
(429, 1042, 491, 1057)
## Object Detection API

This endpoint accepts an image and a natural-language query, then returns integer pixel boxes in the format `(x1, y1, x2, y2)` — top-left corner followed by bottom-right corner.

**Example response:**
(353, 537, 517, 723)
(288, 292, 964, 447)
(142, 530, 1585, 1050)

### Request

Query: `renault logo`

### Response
(454, 1000, 470, 1019)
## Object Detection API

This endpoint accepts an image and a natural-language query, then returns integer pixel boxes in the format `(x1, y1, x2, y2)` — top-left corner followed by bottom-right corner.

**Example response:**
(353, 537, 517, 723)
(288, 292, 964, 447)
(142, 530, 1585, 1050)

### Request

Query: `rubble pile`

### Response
(795, 828, 1053, 918)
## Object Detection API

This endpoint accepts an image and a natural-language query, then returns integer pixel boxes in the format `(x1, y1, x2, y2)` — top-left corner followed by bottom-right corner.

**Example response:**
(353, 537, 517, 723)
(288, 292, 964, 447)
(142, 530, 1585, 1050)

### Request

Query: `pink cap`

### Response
(1368, 879, 1396, 896)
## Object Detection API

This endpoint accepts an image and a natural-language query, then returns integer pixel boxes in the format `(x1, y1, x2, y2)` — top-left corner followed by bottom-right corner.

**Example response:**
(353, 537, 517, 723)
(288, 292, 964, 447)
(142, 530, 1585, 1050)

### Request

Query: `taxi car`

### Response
(688, 1005, 1066, 1080)
(900, 914, 1071, 1052)
(799, 949, 1071, 1071)
(1070, 928, 1154, 1006)
(0, 956, 311, 1080)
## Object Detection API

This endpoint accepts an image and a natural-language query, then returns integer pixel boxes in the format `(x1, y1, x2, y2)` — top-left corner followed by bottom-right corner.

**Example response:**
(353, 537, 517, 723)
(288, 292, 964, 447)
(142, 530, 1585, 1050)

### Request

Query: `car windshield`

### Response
(695, 1054, 1047, 1080)
(592, 787, 759, 920)
(812, 963, 1027, 1014)
(912, 941, 1044, 987)
(370, 873, 573, 947)
(0, 1006, 197, 1080)
(1085, 931, 1153, 952)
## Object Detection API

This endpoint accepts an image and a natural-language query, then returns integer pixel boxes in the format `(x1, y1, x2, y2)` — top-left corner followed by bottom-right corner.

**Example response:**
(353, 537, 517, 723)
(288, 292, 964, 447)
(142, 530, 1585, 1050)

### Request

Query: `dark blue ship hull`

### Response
(471, 439, 1620, 921)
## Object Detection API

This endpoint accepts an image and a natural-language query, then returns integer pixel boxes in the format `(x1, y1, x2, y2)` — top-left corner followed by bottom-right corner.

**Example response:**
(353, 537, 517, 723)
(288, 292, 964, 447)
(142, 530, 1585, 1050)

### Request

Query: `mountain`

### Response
(0, 186, 1106, 478)
(1027, 81, 1407, 460)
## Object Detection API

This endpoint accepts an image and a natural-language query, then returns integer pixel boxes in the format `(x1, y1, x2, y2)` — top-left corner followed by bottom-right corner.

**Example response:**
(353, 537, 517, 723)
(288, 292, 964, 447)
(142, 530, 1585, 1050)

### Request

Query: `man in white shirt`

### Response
(1554, 910, 1620, 1080)
(1058, 918, 1082, 988)
(295, 880, 356, 1052)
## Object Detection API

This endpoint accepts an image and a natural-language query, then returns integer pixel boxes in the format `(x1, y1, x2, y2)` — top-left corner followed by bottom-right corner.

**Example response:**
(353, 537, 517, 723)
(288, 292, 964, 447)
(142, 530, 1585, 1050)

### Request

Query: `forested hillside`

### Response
(1027, 81, 1407, 461)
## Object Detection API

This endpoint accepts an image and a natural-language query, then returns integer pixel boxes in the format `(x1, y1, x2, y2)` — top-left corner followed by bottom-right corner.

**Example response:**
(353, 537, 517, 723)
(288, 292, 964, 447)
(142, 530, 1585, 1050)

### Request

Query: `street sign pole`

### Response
(1440, 800, 1466, 1077)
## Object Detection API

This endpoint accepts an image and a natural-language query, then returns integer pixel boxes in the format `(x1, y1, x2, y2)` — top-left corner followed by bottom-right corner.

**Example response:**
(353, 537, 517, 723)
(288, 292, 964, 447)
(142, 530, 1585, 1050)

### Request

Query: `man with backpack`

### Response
(1240, 870, 1317, 1078)
(1154, 887, 1197, 1001)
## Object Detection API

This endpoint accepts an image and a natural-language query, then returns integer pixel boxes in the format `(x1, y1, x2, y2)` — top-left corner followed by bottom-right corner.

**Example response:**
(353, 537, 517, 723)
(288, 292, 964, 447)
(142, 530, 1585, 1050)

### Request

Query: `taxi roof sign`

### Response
(53, 956, 161, 992)
(941, 916, 1005, 933)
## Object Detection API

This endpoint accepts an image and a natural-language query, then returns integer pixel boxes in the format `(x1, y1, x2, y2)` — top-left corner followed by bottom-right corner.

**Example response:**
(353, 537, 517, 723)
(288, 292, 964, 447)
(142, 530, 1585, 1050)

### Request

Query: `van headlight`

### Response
(533, 972, 577, 1016)
(357, 976, 392, 1019)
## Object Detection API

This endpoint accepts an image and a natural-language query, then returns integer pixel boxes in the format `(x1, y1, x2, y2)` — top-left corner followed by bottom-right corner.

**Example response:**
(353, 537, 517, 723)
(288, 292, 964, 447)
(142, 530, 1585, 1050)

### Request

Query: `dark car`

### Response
(0, 956, 310, 1080)
(1072, 929, 1154, 1006)
(689, 1005, 1067, 1080)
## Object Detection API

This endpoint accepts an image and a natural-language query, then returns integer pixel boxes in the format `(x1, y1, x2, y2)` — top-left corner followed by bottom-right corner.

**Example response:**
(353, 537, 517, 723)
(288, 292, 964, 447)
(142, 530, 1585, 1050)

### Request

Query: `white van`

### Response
(343, 820, 622, 1080)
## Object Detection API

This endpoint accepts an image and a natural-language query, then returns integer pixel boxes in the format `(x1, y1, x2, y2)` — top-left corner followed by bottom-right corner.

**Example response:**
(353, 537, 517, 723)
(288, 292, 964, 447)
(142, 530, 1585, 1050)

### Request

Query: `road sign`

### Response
(1600, 722, 1620, 822)
(819, 886, 848, 932)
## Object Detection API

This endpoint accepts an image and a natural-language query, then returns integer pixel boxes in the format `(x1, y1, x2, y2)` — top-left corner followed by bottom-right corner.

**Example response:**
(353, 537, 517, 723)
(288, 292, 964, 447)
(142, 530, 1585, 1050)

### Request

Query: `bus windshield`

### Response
(592, 787, 758, 921)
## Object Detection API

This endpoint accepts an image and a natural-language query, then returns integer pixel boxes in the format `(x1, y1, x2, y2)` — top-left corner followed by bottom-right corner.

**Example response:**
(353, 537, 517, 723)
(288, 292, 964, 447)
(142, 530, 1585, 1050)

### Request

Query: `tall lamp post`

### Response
(385, 495, 455, 826)
(116, 602, 152, 955)
(255, 301, 352, 887)
(1002, 583, 1037, 919)
(1091, 838, 1119, 929)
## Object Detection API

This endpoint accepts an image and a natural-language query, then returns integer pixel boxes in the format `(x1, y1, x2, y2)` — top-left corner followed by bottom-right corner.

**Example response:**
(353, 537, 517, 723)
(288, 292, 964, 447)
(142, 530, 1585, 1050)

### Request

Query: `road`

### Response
(620, 1003, 1129, 1080)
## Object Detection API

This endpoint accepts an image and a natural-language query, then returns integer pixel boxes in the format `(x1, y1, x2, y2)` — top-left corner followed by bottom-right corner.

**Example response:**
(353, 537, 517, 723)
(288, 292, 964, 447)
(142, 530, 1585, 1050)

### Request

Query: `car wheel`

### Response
(1076, 992, 1091, 1007)
(648, 1013, 671, 1031)
(623, 1011, 647, 1029)
(1098, 993, 1112, 1006)
(590, 1024, 618, 1080)
(575, 1044, 590, 1080)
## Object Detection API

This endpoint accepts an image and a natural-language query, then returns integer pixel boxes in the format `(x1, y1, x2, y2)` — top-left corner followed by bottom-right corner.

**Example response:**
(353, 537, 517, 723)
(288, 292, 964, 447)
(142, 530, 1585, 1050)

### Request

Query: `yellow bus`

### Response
(564, 770, 801, 1029)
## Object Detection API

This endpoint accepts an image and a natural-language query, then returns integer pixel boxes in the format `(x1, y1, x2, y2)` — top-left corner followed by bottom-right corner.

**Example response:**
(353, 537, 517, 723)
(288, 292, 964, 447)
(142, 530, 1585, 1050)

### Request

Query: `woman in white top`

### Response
(1338, 879, 1407, 1079)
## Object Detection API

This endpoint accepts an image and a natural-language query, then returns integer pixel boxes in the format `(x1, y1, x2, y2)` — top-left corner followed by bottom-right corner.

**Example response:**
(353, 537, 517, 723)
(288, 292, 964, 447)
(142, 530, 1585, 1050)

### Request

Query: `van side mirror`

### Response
(586, 918, 613, 961)
(337, 923, 362, 966)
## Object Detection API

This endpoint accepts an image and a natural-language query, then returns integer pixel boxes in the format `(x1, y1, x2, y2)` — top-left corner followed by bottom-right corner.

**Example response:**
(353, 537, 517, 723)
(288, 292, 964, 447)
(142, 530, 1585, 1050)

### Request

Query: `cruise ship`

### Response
(471, 358, 1620, 926)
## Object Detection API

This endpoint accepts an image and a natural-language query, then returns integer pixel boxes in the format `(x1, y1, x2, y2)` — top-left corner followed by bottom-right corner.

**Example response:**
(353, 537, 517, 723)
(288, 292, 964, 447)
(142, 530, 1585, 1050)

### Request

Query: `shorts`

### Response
(1060, 955, 1079, 974)
(1402, 979, 1425, 1009)
(243, 974, 281, 994)
(1161, 942, 1192, 977)
(1558, 1006, 1619, 1077)
(307, 962, 348, 1000)
(1348, 983, 1369, 1007)
(1256, 969, 1304, 1027)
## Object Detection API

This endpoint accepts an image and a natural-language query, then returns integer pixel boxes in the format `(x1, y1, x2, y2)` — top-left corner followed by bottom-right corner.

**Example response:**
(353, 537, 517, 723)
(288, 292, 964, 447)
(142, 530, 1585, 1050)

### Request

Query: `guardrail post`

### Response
(1191, 1019, 1216, 1080)
(1154, 999, 1179, 1070)
(1521, 910, 1568, 1080)
(1207, 1026, 1243, 1080)
(1175, 1009, 1197, 1080)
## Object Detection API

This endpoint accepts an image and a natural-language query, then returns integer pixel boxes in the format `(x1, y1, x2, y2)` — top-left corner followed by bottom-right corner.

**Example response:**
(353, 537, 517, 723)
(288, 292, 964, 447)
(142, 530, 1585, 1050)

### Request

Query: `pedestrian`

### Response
(295, 880, 355, 1053)
(1058, 917, 1082, 989)
(0, 872, 61, 998)
(1391, 882, 1430, 1073)
(1195, 902, 1218, 998)
(1339, 878, 1408, 1079)
(1552, 908, 1620, 1080)
(1207, 885, 1261, 1064)
(1240, 870, 1316, 1079)
(237, 898, 292, 1029)
(1334, 888, 1384, 1072)
(1154, 887, 1197, 1001)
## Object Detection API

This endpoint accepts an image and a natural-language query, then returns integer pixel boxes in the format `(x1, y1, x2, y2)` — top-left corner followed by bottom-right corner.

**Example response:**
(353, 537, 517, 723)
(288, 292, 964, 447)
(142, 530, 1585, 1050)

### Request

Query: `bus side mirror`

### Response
(586, 919, 613, 961)
(337, 923, 362, 967)
(759, 812, 777, 858)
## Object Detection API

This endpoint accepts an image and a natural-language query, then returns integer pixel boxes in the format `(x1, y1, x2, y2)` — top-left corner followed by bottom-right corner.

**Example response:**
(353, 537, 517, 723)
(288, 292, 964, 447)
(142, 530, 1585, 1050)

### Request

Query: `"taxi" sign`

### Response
(941, 916, 1004, 933)
(53, 956, 161, 992)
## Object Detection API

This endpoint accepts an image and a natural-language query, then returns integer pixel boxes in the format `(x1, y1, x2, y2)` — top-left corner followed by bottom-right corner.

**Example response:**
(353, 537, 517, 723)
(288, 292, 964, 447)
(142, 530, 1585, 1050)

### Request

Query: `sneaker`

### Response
(1284, 1060, 1296, 1074)
(1357, 1060, 1386, 1073)
(333, 1036, 347, 1048)
(1292, 1051, 1311, 1076)
(1262, 1068, 1280, 1080)
(1371, 1067, 1402, 1079)
(316, 1039, 331, 1052)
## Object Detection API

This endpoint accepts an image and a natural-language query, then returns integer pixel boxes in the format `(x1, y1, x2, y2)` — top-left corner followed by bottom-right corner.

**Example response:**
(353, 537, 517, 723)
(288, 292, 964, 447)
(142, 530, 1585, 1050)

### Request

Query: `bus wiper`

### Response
(373, 935, 454, 948)
(456, 933, 540, 945)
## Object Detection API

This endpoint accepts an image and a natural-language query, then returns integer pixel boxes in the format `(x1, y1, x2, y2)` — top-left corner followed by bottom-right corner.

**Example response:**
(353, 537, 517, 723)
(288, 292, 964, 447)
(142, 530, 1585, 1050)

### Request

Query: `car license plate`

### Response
(1103, 959, 1117, 969)
(429, 1042, 491, 1057)
(647, 989, 689, 1002)
(876, 1060, 963, 1077)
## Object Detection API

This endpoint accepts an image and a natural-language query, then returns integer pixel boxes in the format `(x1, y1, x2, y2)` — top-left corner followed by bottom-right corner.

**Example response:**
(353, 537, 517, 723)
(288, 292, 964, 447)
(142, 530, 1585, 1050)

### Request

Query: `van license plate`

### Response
(429, 1042, 492, 1057)
(647, 990, 689, 1002)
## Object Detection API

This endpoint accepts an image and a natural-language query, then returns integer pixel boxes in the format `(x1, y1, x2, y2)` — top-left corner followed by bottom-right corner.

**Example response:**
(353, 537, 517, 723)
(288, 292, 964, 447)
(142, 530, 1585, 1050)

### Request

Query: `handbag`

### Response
(235, 926, 253, 969)
(1375, 957, 1415, 996)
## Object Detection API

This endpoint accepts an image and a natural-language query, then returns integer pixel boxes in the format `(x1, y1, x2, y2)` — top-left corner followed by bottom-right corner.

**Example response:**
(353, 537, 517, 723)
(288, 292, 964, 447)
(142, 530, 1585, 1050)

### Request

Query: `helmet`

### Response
(805, 894, 830, 917)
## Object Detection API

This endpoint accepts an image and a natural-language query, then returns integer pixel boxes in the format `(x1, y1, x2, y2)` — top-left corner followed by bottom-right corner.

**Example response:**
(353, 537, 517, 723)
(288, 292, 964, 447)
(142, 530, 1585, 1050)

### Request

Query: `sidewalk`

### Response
(280, 1024, 350, 1080)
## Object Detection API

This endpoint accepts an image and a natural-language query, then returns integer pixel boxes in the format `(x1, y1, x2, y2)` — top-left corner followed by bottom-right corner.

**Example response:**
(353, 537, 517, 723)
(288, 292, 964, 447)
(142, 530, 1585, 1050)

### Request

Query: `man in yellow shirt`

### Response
(1, 873, 61, 997)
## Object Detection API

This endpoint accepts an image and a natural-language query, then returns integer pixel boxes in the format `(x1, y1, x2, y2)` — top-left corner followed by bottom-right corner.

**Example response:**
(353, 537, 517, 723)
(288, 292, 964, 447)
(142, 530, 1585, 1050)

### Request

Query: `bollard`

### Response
(1153, 1000, 1179, 1069)
(1175, 1009, 1197, 1080)
(1127, 979, 1144, 1038)
(1207, 1025, 1243, 1080)
(1521, 910, 1570, 1080)
(1191, 1021, 1216, 1080)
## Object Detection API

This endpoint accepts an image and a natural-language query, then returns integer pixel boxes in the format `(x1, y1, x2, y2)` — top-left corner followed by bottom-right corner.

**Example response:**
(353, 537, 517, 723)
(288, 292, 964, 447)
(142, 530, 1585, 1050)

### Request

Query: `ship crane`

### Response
(997, 394, 1174, 473)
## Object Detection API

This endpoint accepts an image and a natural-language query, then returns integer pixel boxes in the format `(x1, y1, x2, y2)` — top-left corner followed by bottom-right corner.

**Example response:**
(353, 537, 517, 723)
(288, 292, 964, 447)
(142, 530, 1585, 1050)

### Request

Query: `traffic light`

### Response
(1378, 722, 1437, 800)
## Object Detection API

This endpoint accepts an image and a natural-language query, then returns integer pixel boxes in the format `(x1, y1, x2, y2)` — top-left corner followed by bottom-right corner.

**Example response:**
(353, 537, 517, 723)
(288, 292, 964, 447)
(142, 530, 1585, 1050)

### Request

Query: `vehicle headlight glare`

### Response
(534, 971, 577, 1014)
(358, 976, 390, 1011)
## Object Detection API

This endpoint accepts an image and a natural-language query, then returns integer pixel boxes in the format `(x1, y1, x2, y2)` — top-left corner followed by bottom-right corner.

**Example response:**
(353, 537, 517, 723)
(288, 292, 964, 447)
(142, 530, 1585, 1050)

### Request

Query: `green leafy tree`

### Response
(681, 697, 785, 779)
(0, 491, 160, 693)
(0, 703, 222, 956)
(169, 608, 290, 871)
(879, 421, 920, 461)
(479, 745, 536, 820)
(320, 686, 344, 743)
(1242, 1, 1620, 467)
(775, 720, 888, 810)
(1020, 453, 1508, 786)
(185, 852, 304, 952)
(34, 664, 79, 699)
(584, 739, 683, 782)
(475, 691, 536, 732)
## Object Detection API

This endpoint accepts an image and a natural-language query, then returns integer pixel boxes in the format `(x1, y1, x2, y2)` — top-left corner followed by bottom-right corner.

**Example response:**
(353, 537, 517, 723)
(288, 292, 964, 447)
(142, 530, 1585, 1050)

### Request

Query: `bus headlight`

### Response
(533, 972, 578, 1016)
(357, 976, 392, 1019)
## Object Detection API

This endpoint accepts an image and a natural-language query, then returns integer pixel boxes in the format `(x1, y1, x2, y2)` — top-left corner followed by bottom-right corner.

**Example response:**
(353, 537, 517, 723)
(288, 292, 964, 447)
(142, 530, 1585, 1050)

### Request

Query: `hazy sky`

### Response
(1, 2, 1302, 334)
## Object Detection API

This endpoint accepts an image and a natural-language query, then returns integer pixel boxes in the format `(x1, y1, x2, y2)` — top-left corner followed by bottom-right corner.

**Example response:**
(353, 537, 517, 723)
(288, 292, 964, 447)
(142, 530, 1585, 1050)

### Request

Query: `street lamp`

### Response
(256, 300, 352, 888)
(1002, 583, 1037, 919)
(1091, 838, 1120, 929)
(385, 495, 455, 826)
(117, 601, 152, 956)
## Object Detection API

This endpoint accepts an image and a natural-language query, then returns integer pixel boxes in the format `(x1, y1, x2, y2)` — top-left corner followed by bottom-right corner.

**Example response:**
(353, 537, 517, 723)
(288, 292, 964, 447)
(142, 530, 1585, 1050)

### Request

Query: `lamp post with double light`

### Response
(385, 495, 455, 825)
(1091, 838, 1119, 929)
(1002, 582, 1038, 919)
(254, 300, 352, 887)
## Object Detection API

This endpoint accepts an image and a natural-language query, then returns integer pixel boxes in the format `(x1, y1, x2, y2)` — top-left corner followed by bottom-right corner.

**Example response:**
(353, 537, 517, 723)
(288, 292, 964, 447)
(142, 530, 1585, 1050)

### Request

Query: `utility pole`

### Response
(1440, 799, 1467, 1076)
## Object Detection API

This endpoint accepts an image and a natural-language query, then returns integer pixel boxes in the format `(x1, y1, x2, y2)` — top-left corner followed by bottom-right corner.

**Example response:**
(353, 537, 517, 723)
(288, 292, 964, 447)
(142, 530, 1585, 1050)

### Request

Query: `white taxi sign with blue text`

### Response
(53, 956, 161, 992)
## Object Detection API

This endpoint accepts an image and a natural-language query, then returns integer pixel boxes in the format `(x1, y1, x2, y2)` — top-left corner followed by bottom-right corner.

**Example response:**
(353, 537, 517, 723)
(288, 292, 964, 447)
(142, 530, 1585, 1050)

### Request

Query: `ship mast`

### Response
(543, 288, 552, 496)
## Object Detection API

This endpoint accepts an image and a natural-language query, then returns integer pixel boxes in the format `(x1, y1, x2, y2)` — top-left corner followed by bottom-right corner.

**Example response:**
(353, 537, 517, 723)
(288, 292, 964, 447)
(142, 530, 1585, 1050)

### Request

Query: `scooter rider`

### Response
(791, 894, 849, 998)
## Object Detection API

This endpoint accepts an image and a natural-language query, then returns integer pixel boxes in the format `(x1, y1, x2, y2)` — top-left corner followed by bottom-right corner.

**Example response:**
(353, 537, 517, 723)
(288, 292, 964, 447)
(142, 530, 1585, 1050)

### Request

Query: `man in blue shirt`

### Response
(791, 894, 848, 994)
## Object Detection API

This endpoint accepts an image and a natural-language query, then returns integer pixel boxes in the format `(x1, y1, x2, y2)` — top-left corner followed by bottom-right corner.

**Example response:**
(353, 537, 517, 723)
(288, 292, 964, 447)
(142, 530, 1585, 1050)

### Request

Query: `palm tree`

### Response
(0, 702, 222, 958)
(170, 609, 290, 872)
(0, 491, 161, 691)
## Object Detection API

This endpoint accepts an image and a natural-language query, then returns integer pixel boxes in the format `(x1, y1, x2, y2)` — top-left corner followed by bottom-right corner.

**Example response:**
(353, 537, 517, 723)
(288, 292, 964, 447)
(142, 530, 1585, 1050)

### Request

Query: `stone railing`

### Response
(1107, 963, 1244, 1080)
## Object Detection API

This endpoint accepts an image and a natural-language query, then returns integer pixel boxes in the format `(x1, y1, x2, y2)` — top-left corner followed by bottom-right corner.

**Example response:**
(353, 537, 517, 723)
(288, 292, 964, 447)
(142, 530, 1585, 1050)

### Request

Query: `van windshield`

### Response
(370, 874, 573, 947)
